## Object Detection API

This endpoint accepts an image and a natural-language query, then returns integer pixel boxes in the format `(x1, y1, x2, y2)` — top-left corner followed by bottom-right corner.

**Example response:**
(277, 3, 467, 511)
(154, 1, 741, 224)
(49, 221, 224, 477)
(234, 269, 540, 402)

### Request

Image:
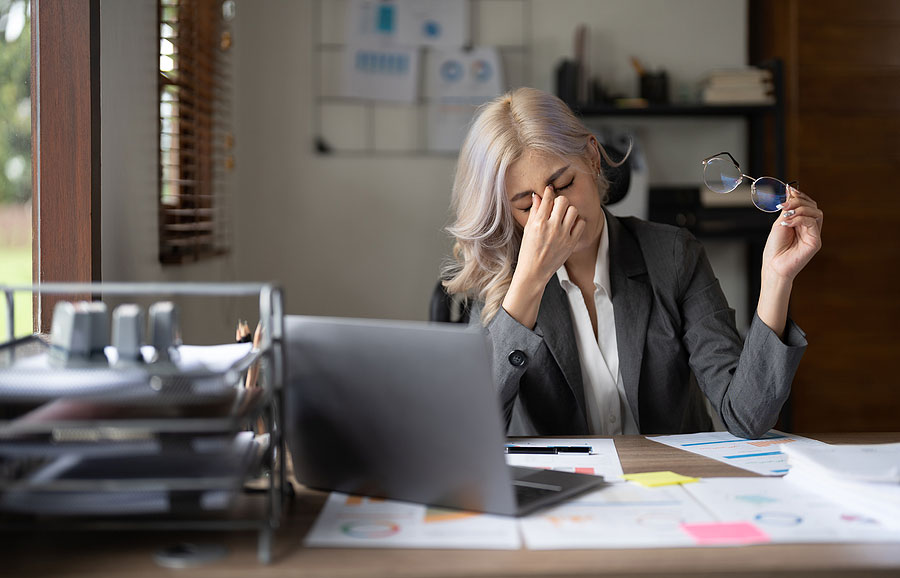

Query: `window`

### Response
(158, 0, 234, 264)
(0, 0, 32, 337)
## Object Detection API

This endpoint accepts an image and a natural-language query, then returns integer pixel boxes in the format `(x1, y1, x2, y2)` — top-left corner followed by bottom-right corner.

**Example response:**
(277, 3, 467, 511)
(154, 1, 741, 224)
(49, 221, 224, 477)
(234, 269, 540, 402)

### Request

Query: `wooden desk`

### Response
(4, 433, 900, 578)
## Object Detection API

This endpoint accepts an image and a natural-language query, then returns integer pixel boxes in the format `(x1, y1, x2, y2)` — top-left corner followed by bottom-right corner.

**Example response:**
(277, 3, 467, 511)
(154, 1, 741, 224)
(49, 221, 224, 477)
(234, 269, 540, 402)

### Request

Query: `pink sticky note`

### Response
(680, 521, 770, 546)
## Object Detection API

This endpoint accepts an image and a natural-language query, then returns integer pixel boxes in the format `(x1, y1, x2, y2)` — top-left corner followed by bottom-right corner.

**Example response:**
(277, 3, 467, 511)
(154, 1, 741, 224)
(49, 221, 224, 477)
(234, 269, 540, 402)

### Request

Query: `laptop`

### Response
(284, 315, 606, 516)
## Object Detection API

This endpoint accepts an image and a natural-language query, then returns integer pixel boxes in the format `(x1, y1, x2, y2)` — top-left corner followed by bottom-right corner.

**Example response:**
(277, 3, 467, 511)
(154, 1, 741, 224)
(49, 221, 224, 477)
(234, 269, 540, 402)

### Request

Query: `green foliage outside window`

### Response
(0, 0, 31, 205)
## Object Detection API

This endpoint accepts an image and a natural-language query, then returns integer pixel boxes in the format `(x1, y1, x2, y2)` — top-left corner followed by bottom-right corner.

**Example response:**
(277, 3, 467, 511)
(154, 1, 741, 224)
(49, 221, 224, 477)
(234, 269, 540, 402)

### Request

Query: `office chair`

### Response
(429, 144, 632, 323)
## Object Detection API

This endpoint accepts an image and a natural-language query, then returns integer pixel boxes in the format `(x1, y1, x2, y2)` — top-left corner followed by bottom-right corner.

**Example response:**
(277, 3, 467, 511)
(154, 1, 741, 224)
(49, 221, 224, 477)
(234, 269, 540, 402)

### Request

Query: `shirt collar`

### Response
(556, 217, 611, 295)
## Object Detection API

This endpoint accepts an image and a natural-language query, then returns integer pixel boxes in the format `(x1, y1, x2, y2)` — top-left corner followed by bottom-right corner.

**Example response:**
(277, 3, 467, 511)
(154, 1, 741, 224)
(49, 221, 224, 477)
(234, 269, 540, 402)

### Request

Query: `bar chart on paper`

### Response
(647, 431, 827, 476)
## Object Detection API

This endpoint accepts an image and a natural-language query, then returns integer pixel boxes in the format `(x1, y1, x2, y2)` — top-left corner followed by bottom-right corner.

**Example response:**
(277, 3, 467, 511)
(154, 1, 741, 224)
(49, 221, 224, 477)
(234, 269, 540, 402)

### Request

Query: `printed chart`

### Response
(683, 478, 900, 544)
(304, 493, 520, 549)
(647, 430, 826, 476)
(519, 483, 713, 549)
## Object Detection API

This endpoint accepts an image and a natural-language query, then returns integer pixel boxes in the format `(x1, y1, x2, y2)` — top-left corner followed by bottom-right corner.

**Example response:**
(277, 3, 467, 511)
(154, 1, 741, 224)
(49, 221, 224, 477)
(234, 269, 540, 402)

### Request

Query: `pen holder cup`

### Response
(640, 72, 669, 105)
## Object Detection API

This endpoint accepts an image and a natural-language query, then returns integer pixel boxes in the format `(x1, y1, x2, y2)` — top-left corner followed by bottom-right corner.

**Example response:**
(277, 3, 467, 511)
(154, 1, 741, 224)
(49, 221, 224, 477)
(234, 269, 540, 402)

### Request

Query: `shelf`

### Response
(574, 103, 778, 117)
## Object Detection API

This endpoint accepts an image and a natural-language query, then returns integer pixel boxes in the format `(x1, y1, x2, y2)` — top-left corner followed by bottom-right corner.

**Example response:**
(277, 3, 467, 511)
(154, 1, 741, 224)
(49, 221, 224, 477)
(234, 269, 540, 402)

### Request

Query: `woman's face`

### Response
(505, 144, 605, 254)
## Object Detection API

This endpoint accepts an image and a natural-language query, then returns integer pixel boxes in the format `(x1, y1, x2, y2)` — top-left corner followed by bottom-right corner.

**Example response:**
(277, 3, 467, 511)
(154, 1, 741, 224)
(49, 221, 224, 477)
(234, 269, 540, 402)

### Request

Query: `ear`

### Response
(586, 135, 602, 174)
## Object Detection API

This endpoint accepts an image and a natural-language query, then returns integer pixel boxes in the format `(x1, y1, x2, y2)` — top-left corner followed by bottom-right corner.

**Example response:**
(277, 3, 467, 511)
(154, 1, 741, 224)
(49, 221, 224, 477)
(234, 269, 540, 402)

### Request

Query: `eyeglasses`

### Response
(701, 152, 796, 213)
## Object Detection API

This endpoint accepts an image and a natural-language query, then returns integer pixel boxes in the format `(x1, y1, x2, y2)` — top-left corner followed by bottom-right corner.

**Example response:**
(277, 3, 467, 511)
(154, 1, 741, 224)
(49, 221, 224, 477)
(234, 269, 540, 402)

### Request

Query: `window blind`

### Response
(158, 0, 234, 264)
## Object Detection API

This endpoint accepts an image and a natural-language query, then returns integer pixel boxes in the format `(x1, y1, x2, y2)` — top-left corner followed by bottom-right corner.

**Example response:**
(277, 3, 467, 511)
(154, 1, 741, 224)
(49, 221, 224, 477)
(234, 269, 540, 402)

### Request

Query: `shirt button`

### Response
(507, 350, 527, 367)
(610, 415, 617, 423)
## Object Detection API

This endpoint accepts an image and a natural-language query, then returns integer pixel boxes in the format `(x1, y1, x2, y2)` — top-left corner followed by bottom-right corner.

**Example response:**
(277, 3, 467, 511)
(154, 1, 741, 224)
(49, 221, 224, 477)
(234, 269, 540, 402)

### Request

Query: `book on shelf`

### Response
(701, 67, 775, 105)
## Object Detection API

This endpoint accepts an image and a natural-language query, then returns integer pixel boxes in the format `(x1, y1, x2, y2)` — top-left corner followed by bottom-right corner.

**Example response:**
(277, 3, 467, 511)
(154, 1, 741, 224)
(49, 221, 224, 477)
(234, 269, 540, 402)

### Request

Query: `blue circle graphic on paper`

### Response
(472, 59, 492, 82)
(423, 20, 441, 38)
(754, 511, 803, 526)
(440, 60, 464, 82)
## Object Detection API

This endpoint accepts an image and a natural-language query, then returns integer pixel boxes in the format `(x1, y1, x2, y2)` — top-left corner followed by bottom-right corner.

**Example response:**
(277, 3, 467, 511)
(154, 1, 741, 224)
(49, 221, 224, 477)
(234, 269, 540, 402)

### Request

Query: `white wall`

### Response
(100, 0, 752, 331)
(232, 0, 751, 326)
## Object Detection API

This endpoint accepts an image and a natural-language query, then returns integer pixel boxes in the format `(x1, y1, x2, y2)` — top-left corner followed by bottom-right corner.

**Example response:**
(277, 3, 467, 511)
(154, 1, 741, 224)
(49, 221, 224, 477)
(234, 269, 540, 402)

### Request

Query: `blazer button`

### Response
(508, 350, 527, 367)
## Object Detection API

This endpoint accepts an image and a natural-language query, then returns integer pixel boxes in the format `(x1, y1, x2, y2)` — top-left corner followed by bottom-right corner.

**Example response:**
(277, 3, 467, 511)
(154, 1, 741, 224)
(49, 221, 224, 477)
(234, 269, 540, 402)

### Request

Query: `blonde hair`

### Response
(443, 87, 622, 324)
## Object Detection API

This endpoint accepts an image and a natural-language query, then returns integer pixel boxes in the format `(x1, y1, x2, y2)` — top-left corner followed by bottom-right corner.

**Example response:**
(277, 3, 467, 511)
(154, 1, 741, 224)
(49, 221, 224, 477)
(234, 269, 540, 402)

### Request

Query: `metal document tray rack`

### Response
(0, 283, 285, 564)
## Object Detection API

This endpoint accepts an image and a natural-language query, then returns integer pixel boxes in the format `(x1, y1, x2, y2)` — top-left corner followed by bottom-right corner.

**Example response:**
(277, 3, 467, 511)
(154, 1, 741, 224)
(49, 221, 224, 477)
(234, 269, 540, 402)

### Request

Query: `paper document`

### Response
(519, 483, 715, 549)
(424, 47, 503, 151)
(395, 0, 468, 47)
(304, 492, 521, 549)
(0, 432, 263, 516)
(783, 442, 900, 531)
(647, 430, 826, 476)
(521, 477, 900, 549)
(345, 0, 400, 44)
(341, 42, 419, 103)
(504, 438, 624, 482)
(684, 477, 900, 543)
(782, 442, 900, 483)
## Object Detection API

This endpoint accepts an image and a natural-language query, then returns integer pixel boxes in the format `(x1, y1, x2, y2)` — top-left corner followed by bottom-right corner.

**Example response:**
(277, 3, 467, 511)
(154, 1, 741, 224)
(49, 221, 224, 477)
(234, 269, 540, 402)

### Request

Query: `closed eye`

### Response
(555, 177, 575, 191)
(517, 177, 575, 213)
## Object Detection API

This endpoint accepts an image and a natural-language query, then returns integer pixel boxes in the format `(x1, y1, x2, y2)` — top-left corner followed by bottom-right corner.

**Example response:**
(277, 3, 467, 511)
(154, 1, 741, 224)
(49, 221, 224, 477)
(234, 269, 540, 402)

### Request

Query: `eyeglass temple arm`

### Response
(701, 151, 741, 169)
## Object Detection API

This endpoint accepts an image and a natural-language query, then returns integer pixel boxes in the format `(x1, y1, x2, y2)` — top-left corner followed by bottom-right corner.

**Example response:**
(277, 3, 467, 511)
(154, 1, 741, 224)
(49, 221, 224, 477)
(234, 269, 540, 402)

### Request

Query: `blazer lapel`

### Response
(604, 209, 651, 431)
(536, 276, 587, 426)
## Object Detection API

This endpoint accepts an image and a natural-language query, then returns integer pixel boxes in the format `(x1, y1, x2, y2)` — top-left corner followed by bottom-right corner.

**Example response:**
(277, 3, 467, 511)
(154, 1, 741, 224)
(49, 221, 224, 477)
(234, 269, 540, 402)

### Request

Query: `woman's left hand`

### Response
(762, 186, 823, 282)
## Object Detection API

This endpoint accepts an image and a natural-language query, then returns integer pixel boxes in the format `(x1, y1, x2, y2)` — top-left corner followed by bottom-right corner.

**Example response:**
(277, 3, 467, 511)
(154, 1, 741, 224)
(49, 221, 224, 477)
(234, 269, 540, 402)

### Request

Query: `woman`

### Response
(443, 87, 823, 439)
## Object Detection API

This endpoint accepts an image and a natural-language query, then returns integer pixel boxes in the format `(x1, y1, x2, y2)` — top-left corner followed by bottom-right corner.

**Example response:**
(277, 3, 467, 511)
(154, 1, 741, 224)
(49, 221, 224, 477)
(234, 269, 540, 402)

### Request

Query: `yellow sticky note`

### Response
(622, 471, 700, 487)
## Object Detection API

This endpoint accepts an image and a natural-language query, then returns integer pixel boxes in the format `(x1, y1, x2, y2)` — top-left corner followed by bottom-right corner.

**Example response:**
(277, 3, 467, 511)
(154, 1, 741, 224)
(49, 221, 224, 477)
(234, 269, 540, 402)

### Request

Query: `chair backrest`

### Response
(429, 281, 470, 324)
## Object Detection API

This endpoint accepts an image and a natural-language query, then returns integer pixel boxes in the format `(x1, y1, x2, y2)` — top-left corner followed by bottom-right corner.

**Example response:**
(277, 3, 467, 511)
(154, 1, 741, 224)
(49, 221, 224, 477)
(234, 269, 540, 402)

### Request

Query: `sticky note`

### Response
(681, 521, 770, 546)
(622, 471, 700, 487)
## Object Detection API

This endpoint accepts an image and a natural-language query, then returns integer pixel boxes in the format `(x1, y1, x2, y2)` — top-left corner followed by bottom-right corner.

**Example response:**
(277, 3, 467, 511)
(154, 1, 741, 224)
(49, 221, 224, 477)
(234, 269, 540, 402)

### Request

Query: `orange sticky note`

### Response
(622, 471, 700, 487)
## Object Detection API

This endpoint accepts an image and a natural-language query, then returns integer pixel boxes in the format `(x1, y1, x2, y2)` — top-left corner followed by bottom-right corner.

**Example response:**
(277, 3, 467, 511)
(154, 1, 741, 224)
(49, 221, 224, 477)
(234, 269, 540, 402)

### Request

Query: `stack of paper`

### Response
(783, 442, 900, 530)
(647, 430, 826, 476)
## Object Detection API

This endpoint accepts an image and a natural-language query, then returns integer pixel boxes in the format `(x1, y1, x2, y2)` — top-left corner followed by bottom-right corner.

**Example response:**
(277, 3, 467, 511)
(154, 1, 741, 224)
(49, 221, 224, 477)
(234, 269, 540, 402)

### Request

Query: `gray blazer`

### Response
(474, 210, 807, 439)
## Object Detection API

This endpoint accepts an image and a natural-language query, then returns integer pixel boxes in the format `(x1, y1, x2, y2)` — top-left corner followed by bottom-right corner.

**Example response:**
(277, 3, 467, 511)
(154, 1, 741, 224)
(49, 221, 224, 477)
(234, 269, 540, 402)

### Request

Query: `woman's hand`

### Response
(502, 185, 585, 329)
(517, 185, 585, 284)
(762, 186, 823, 282)
(757, 186, 823, 337)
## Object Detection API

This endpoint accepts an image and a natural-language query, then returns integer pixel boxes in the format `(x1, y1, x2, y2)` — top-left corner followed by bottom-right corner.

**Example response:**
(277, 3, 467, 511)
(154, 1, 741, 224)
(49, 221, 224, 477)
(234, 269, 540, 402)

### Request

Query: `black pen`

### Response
(505, 445, 592, 454)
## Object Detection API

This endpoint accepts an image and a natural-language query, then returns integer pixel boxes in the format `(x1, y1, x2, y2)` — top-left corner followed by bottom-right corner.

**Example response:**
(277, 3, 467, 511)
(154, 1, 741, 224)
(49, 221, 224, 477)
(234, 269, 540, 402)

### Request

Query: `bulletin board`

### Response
(312, 0, 532, 156)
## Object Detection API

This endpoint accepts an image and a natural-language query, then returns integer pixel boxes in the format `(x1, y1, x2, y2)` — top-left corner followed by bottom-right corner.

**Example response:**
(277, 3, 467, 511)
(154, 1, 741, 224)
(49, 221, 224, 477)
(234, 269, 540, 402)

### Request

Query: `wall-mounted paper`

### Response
(341, 43, 419, 103)
(424, 47, 503, 151)
(346, 0, 400, 45)
(424, 47, 502, 100)
(396, 0, 468, 47)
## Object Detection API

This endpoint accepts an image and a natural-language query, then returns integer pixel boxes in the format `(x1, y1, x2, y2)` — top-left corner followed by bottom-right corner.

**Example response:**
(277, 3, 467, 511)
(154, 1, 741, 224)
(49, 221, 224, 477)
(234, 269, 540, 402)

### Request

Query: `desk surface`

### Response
(4, 432, 900, 578)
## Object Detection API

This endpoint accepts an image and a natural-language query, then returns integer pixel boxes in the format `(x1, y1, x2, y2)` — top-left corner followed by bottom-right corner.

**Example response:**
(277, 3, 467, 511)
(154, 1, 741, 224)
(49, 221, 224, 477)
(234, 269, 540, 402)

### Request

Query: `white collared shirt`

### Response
(556, 223, 639, 435)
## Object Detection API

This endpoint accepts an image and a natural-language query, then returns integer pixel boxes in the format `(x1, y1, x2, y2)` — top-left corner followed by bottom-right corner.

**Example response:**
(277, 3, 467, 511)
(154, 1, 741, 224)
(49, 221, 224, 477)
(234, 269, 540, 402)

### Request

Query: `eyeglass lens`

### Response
(703, 156, 743, 194)
(751, 177, 787, 213)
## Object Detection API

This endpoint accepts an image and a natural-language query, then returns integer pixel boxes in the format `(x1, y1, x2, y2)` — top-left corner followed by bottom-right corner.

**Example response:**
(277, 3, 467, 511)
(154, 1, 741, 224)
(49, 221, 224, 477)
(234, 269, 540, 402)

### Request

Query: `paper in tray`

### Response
(0, 338, 255, 405)
(0, 431, 267, 516)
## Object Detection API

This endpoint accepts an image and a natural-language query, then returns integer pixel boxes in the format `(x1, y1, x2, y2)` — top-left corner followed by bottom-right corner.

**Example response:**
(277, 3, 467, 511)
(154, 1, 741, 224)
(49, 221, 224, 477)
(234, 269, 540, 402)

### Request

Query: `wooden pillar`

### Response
(31, 0, 101, 331)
